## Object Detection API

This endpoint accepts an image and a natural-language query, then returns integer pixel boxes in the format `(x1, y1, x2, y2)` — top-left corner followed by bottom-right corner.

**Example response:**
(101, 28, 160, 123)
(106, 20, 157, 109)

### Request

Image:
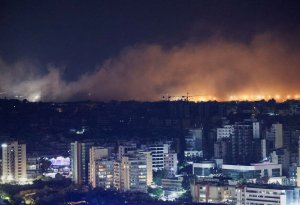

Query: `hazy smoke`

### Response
(1, 34, 300, 102)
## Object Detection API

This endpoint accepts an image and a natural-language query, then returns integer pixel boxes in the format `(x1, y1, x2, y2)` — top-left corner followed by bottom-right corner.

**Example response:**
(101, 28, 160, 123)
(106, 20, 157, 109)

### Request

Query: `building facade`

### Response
(114, 152, 152, 192)
(93, 159, 114, 189)
(1, 141, 27, 183)
(149, 144, 169, 171)
(163, 153, 177, 177)
(71, 141, 93, 185)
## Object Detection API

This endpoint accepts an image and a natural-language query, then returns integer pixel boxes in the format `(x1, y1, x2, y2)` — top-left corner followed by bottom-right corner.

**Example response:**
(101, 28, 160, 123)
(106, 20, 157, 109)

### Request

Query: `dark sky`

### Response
(0, 0, 300, 101)
(1, 0, 299, 79)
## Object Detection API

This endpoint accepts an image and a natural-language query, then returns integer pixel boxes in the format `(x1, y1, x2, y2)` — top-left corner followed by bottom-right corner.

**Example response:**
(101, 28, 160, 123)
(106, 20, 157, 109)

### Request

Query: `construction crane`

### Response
(162, 93, 217, 102)
(162, 93, 190, 101)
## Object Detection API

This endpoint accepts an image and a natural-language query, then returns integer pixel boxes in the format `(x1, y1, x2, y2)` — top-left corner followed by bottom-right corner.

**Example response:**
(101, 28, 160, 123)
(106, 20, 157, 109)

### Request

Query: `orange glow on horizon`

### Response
(164, 93, 300, 102)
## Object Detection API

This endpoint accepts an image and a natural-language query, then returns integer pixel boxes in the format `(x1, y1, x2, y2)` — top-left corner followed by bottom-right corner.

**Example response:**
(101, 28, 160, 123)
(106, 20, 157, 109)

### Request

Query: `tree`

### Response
(147, 187, 163, 199)
(177, 190, 192, 203)
(39, 157, 52, 174)
(182, 174, 196, 191)
(153, 169, 168, 186)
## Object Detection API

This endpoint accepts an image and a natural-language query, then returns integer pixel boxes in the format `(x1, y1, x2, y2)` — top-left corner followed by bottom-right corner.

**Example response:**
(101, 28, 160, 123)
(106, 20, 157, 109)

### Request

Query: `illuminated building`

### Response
(297, 167, 300, 187)
(238, 184, 300, 205)
(184, 150, 203, 158)
(113, 161, 121, 190)
(191, 178, 235, 203)
(26, 156, 40, 180)
(191, 179, 300, 205)
(217, 125, 234, 140)
(114, 152, 152, 192)
(1, 141, 27, 183)
(71, 141, 93, 185)
(89, 146, 109, 188)
(94, 159, 114, 189)
(140, 151, 153, 186)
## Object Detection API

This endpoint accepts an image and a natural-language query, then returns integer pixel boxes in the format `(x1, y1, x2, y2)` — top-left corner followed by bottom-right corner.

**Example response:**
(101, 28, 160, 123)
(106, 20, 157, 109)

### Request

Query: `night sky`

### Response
(1, 0, 300, 101)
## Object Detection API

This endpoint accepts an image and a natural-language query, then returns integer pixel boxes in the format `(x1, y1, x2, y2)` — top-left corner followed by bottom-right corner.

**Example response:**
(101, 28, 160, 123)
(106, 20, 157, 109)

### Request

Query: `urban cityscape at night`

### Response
(1, 1, 300, 205)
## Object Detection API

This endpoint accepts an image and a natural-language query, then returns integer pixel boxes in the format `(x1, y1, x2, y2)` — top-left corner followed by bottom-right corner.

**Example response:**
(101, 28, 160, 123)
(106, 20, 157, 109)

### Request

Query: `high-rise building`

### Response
(89, 146, 109, 187)
(298, 136, 300, 166)
(283, 129, 300, 164)
(261, 139, 267, 159)
(113, 161, 121, 190)
(149, 144, 169, 171)
(217, 125, 234, 140)
(266, 123, 283, 152)
(1, 141, 27, 183)
(297, 167, 300, 187)
(216, 123, 262, 165)
(71, 141, 93, 185)
(214, 138, 230, 163)
(114, 152, 152, 192)
(230, 124, 254, 165)
(274, 123, 283, 149)
(93, 159, 114, 189)
(140, 151, 153, 186)
(253, 122, 260, 139)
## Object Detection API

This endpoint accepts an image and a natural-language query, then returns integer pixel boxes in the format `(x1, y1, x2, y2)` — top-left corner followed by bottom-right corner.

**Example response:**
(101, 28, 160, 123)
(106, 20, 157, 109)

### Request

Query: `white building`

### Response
(1, 141, 27, 183)
(222, 162, 282, 180)
(149, 144, 169, 171)
(217, 125, 234, 140)
(193, 161, 216, 177)
(191, 180, 300, 205)
(184, 150, 203, 158)
(217, 122, 260, 140)
(238, 184, 300, 205)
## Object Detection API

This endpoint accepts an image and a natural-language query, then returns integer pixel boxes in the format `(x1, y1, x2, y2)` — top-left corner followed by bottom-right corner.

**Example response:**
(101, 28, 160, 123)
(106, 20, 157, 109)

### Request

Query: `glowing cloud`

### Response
(0, 34, 299, 102)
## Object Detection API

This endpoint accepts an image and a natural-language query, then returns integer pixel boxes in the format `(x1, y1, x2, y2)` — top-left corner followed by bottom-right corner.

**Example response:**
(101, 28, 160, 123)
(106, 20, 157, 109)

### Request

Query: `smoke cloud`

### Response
(0, 34, 300, 102)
